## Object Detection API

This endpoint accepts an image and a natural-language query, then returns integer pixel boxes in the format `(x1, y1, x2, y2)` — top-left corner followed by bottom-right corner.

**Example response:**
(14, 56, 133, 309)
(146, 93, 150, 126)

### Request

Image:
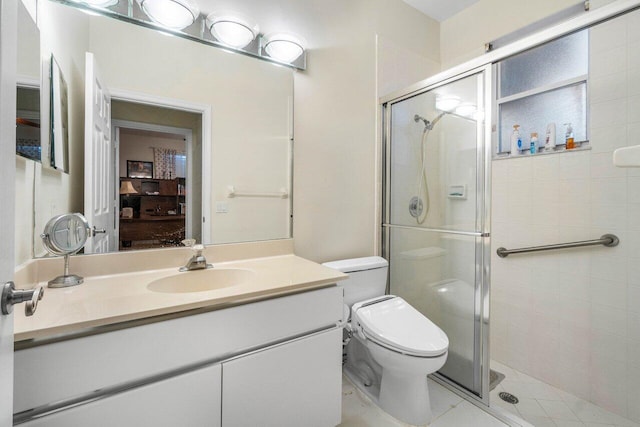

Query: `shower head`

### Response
(414, 112, 447, 131)
(414, 114, 430, 128)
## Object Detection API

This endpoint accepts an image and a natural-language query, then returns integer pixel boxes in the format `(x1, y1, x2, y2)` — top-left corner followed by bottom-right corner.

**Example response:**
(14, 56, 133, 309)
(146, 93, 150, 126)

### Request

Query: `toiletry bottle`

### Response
(530, 132, 538, 154)
(544, 123, 556, 152)
(564, 123, 575, 150)
(510, 124, 522, 155)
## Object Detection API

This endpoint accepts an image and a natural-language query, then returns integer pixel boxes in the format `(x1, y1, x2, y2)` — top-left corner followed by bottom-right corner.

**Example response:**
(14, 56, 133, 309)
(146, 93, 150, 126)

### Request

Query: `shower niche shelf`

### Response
(494, 29, 589, 160)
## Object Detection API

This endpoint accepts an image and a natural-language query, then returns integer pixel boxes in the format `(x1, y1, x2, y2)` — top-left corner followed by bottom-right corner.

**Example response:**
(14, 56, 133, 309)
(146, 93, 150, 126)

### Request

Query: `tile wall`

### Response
(490, 9, 640, 422)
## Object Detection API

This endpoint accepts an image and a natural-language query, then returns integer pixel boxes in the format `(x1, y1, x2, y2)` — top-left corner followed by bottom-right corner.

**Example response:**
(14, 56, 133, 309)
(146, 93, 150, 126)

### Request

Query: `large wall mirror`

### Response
(16, 0, 294, 262)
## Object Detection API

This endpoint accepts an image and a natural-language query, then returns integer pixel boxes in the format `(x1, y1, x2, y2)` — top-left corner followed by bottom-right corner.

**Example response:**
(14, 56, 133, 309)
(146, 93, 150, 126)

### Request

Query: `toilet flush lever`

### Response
(1, 282, 44, 316)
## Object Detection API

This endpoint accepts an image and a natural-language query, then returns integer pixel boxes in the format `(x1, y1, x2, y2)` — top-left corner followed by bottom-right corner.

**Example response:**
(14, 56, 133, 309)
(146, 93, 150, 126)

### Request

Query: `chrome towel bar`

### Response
(496, 234, 619, 258)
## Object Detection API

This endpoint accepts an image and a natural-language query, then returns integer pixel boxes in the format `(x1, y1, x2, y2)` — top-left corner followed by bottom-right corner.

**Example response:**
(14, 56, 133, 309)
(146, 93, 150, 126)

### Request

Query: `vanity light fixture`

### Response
(435, 95, 461, 112)
(263, 33, 305, 64)
(62, 0, 307, 70)
(206, 13, 258, 49)
(136, 0, 199, 30)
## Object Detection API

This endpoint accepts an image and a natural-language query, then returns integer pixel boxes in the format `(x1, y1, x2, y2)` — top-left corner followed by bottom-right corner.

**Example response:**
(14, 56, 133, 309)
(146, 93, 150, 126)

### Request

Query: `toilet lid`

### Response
(353, 296, 449, 357)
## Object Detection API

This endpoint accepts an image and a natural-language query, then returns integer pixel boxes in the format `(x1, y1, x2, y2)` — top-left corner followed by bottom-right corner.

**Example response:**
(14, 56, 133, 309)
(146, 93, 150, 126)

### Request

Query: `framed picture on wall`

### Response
(127, 160, 153, 178)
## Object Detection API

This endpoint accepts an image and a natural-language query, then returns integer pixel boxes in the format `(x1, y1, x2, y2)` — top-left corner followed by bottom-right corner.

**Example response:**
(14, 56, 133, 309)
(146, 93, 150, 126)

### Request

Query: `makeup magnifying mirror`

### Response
(40, 213, 90, 287)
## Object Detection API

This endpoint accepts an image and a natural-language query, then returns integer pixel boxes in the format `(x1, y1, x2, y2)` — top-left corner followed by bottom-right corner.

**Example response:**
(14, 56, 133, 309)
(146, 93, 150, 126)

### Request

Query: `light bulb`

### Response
(83, 0, 118, 7)
(435, 96, 460, 112)
(137, 0, 199, 30)
(263, 33, 304, 63)
(455, 103, 476, 117)
(207, 14, 258, 49)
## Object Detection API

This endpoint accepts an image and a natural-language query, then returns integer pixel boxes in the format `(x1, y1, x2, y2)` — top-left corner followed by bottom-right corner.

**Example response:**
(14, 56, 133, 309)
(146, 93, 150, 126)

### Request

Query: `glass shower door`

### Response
(383, 67, 490, 400)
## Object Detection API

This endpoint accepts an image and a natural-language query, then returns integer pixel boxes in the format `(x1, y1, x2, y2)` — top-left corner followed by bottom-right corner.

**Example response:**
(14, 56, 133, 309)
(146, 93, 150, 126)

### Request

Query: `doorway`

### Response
(111, 99, 203, 250)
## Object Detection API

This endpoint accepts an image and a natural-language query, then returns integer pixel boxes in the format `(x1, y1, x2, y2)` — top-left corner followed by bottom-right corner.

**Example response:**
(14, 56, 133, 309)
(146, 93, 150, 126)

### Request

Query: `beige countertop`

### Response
(14, 254, 347, 343)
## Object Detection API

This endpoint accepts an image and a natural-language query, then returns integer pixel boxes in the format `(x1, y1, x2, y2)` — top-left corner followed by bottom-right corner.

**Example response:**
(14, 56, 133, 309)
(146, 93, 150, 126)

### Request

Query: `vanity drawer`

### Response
(18, 364, 222, 427)
(14, 285, 343, 415)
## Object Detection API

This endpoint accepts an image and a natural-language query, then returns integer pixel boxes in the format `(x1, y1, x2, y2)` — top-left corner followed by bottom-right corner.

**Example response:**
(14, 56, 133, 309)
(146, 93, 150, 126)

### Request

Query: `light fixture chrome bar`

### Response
(50, 0, 307, 70)
(496, 234, 619, 258)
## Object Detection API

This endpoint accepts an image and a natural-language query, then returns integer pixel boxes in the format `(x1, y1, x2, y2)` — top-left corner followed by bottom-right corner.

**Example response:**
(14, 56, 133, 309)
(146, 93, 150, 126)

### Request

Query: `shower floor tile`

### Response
(339, 374, 508, 427)
(490, 360, 640, 427)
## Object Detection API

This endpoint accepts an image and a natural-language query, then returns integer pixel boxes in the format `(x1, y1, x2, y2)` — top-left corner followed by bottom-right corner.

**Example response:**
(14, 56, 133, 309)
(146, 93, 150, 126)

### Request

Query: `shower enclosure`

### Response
(381, 66, 492, 403)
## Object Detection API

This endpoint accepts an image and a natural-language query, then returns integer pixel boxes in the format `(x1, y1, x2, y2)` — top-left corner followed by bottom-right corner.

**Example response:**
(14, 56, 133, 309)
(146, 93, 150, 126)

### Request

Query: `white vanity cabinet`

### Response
(14, 286, 343, 426)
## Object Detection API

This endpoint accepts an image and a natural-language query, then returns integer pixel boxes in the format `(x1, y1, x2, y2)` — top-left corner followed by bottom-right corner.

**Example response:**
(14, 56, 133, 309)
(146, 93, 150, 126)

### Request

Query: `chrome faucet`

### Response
(180, 240, 213, 272)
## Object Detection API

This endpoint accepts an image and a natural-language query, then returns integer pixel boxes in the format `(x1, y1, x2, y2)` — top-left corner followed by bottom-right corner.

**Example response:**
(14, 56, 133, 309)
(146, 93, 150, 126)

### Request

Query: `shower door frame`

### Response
(381, 64, 493, 406)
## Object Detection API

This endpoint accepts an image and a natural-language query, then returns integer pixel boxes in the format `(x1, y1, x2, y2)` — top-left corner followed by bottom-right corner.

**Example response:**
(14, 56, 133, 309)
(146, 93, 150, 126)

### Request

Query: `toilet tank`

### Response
(322, 257, 388, 307)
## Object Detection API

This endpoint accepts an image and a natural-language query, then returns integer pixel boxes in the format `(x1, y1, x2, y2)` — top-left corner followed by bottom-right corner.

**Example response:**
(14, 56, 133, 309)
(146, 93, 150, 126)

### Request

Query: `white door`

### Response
(0, 0, 17, 422)
(84, 52, 115, 253)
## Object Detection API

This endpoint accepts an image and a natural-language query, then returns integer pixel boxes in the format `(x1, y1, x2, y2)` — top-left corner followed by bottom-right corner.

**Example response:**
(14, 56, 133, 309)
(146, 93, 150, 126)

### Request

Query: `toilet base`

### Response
(344, 366, 433, 427)
(379, 371, 432, 426)
(344, 335, 447, 426)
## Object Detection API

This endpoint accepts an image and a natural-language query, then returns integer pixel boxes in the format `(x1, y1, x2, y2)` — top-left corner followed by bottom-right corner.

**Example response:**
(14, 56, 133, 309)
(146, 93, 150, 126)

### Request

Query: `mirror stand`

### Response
(48, 254, 83, 288)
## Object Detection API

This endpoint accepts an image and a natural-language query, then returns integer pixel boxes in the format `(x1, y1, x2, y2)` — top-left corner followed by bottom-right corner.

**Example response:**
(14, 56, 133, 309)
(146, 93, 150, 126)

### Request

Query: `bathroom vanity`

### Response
(12, 242, 346, 426)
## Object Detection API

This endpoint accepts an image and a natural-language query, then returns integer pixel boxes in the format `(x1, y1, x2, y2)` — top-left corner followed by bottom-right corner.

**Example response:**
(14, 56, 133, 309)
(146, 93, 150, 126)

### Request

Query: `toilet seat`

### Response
(352, 296, 449, 357)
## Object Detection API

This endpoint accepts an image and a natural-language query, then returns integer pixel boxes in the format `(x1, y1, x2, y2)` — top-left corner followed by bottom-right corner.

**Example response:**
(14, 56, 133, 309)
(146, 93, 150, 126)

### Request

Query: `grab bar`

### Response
(496, 234, 619, 258)
(226, 186, 289, 199)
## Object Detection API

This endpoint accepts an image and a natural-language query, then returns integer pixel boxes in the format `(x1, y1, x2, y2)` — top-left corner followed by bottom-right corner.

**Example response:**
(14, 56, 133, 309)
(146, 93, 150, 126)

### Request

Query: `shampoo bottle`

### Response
(530, 133, 538, 154)
(510, 124, 522, 156)
(564, 123, 575, 150)
(544, 123, 556, 152)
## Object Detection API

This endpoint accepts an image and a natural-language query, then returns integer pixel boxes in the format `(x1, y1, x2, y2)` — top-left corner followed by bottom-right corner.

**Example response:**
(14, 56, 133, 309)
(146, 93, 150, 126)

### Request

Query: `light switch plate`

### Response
(215, 202, 229, 213)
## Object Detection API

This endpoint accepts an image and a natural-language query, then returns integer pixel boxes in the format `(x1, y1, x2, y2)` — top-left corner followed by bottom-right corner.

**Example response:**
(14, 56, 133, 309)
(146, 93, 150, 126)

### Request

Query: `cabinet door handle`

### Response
(1, 282, 44, 316)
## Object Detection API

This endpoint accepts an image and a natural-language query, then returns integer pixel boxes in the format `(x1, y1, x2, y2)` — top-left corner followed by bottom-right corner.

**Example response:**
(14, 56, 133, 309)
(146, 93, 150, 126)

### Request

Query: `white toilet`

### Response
(323, 256, 449, 426)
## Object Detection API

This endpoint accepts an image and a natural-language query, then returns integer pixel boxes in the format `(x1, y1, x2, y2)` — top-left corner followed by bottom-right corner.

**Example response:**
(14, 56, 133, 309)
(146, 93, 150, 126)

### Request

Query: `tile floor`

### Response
(490, 360, 640, 427)
(339, 374, 508, 427)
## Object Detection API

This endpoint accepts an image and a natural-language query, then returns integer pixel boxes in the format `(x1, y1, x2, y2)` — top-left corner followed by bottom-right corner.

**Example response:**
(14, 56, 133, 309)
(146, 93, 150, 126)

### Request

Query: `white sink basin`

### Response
(147, 268, 254, 293)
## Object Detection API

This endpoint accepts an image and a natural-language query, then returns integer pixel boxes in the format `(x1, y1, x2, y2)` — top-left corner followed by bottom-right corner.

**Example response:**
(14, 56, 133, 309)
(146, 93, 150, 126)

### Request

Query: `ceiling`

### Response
(402, 0, 480, 22)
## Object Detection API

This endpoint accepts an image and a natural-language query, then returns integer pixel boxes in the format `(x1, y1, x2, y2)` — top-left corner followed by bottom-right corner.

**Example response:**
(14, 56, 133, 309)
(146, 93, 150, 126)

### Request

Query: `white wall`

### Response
(289, 0, 440, 262)
(490, 10, 640, 421)
(16, 0, 38, 81)
(377, 35, 440, 99)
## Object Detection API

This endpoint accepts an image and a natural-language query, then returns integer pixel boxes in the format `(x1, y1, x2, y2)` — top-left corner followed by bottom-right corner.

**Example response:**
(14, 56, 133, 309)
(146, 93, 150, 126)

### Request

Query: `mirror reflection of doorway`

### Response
(112, 99, 202, 251)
